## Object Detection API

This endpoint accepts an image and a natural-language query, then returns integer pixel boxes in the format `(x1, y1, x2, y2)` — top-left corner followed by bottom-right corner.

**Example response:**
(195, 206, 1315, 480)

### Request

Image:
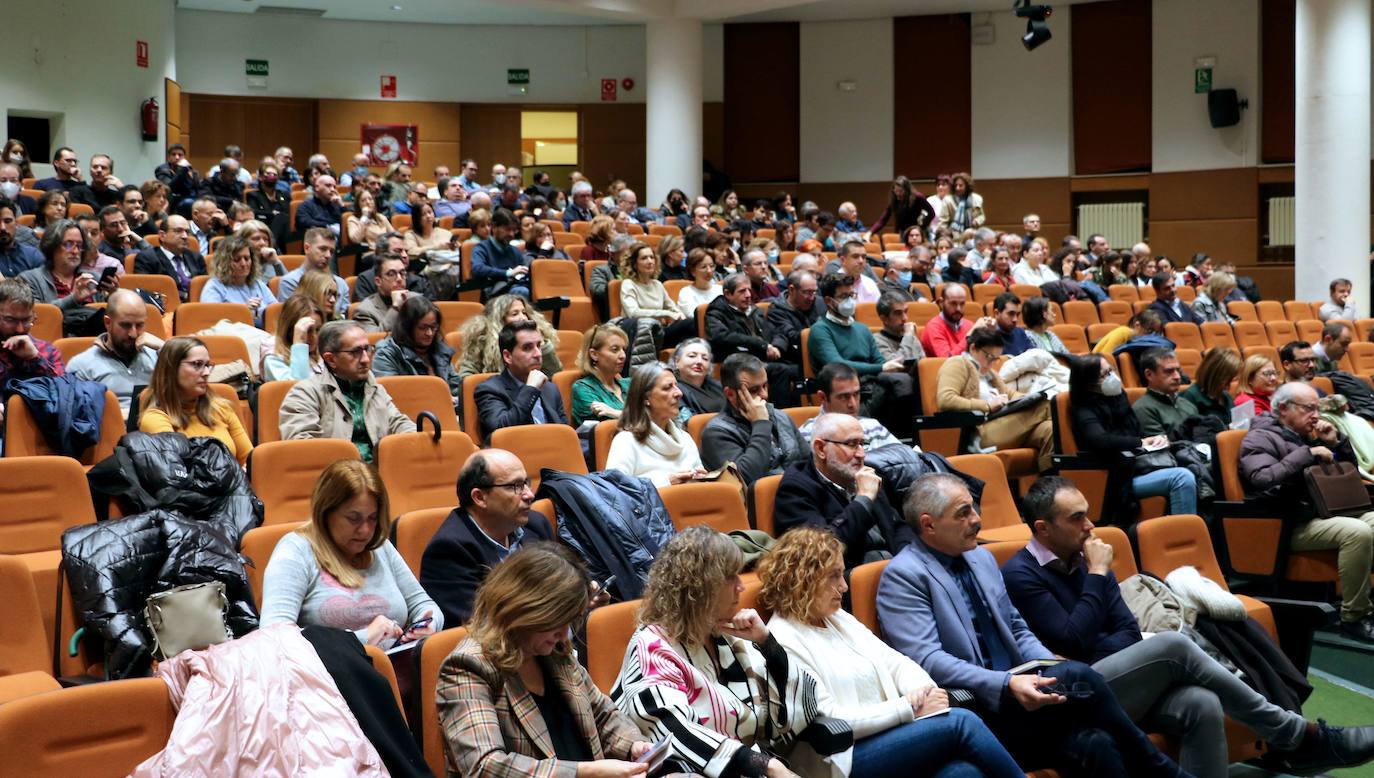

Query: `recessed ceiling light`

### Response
(391, 4, 402, 10)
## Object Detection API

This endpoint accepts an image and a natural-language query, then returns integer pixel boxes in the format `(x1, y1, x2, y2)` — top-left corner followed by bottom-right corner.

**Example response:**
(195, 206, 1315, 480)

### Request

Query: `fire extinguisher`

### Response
(140, 98, 159, 142)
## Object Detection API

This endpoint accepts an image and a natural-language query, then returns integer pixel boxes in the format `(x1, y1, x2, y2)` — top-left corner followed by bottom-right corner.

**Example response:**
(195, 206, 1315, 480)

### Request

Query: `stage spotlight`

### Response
(1014, 0, 1053, 51)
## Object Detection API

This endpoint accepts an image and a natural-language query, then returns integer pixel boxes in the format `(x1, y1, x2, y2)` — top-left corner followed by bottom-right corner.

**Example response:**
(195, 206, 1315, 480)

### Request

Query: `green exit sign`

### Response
(507, 68, 529, 85)
(246, 59, 269, 76)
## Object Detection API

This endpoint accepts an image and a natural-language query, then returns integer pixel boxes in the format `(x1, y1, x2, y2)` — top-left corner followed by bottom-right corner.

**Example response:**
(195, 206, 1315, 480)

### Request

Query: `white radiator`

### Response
(1268, 196, 1296, 246)
(1077, 203, 1144, 248)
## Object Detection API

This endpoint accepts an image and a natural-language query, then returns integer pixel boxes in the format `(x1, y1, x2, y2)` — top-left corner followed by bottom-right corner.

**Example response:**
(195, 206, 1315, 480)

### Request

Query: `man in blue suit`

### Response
(473, 320, 568, 443)
(876, 472, 1187, 777)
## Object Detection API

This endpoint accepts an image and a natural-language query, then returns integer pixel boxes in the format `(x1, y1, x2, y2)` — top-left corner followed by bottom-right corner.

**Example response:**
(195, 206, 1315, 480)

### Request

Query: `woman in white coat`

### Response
(603, 362, 704, 487)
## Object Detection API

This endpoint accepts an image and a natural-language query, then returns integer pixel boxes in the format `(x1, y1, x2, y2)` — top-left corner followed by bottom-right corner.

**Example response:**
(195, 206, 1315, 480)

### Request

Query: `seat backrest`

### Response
(1284, 300, 1315, 321)
(659, 481, 749, 533)
(489, 424, 588, 489)
(608, 278, 624, 319)
(197, 334, 252, 374)
(947, 454, 1021, 532)
(1215, 429, 1247, 502)
(1116, 351, 1141, 388)
(377, 429, 478, 517)
(361, 643, 406, 720)
(1176, 348, 1202, 381)
(907, 301, 939, 327)
(188, 274, 210, 303)
(239, 522, 305, 610)
(1234, 322, 1273, 350)
(1200, 321, 1238, 350)
(377, 375, 460, 431)
(985, 539, 1028, 568)
(0, 554, 52, 677)
(749, 473, 784, 536)
(531, 259, 588, 299)
(1134, 514, 1227, 586)
(587, 599, 640, 693)
(782, 405, 820, 430)
(420, 627, 470, 776)
(434, 302, 484, 336)
(1094, 525, 1139, 578)
(687, 412, 716, 450)
(256, 379, 298, 444)
(1053, 391, 1080, 455)
(393, 508, 453, 579)
(249, 439, 360, 525)
(1107, 284, 1139, 302)
(550, 369, 581, 426)
(1255, 300, 1286, 323)
(0, 677, 177, 775)
(460, 372, 497, 441)
(916, 356, 962, 455)
(1227, 300, 1258, 322)
(1011, 283, 1042, 300)
(849, 559, 891, 633)
(1241, 345, 1280, 374)
(1349, 342, 1374, 375)
(173, 302, 253, 335)
(4, 391, 124, 466)
(593, 419, 619, 471)
(29, 303, 62, 343)
(1264, 320, 1298, 347)
(1051, 324, 1090, 354)
(1163, 322, 1204, 351)
(1061, 300, 1099, 326)
(1086, 322, 1120, 345)
(1295, 319, 1323, 344)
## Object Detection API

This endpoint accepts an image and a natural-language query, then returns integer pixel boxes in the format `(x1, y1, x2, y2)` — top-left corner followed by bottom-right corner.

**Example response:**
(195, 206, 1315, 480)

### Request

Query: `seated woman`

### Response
(1090, 251, 1129, 288)
(580, 214, 617, 264)
(454, 293, 561, 380)
(613, 526, 816, 778)
(619, 240, 696, 350)
(1191, 271, 1238, 324)
(294, 269, 343, 322)
(981, 247, 1015, 291)
(605, 363, 704, 487)
(139, 336, 253, 466)
(759, 527, 1024, 778)
(657, 234, 687, 281)
(260, 294, 325, 381)
(570, 323, 629, 427)
(672, 337, 726, 416)
(462, 208, 491, 245)
(347, 189, 394, 248)
(677, 248, 723, 319)
(202, 234, 277, 327)
(261, 459, 441, 645)
(33, 190, 67, 236)
(1068, 353, 1198, 516)
(19, 219, 99, 310)
(437, 543, 652, 775)
(935, 326, 1054, 471)
(235, 219, 287, 279)
(372, 295, 461, 404)
(403, 199, 456, 256)
(1092, 309, 1167, 356)
(1022, 296, 1069, 356)
(1182, 347, 1242, 428)
(522, 221, 569, 260)
(1235, 353, 1280, 414)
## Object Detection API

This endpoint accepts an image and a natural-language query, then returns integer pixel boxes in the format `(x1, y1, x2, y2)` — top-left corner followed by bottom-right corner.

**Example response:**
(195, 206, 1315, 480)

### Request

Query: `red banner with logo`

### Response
(362, 124, 418, 166)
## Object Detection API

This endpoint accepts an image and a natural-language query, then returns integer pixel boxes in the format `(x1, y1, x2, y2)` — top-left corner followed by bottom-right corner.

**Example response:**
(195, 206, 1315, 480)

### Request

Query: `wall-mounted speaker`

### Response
(1208, 88, 1246, 128)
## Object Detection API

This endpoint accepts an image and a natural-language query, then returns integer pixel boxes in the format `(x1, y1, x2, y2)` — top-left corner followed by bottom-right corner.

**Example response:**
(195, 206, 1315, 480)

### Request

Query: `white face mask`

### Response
(835, 297, 857, 319)
(7, 153, 22, 164)
(0, 181, 18, 199)
(493, 173, 506, 185)
(731, 239, 740, 252)
(540, 239, 554, 251)
(1099, 373, 1124, 396)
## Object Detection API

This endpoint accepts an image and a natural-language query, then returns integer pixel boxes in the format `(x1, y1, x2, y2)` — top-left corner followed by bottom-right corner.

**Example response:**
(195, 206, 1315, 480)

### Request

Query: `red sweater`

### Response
(920, 315, 973, 357)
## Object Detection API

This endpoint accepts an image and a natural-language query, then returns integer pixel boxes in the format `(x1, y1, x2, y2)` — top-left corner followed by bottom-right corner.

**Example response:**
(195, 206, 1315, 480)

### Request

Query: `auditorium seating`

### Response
(239, 521, 304, 609)
(376, 428, 478, 518)
(420, 627, 470, 776)
(249, 439, 360, 525)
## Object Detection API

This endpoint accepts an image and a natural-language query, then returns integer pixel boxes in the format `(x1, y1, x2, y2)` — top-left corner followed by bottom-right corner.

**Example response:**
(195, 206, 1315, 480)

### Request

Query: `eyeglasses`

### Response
(415, 323, 440, 333)
(483, 478, 532, 493)
(1258, 369, 1279, 379)
(821, 438, 865, 452)
(335, 345, 376, 359)
(1292, 356, 1316, 364)
(61, 240, 82, 250)
(1289, 400, 1320, 414)
(381, 269, 406, 278)
(0, 314, 36, 327)
(181, 359, 215, 372)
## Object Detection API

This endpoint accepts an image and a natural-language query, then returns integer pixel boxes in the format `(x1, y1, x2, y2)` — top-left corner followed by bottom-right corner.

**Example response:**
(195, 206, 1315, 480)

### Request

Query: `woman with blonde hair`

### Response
(1235, 353, 1281, 414)
(613, 526, 817, 778)
(294, 269, 342, 322)
(570, 323, 629, 427)
(348, 188, 394, 247)
(438, 543, 652, 775)
(261, 294, 325, 381)
(1191, 271, 1237, 324)
(656, 234, 686, 281)
(234, 219, 287, 278)
(604, 362, 704, 486)
(759, 528, 1023, 778)
(202, 234, 277, 327)
(580, 214, 617, 263)
(139, 336, 253, 465)
(261, 459, 441, 645)
(463, 208, 492, 245)
(455, 293, 561, 380)
(1182, 347, 1243, 428)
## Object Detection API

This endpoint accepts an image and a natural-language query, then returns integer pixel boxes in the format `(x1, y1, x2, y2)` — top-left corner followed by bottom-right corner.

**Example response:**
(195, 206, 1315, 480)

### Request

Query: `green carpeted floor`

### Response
(1294, 674, 1374, 778)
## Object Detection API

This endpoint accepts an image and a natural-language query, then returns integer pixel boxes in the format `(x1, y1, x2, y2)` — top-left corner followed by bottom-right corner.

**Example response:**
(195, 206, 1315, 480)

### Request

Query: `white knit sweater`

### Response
(603, 421, 703, 487)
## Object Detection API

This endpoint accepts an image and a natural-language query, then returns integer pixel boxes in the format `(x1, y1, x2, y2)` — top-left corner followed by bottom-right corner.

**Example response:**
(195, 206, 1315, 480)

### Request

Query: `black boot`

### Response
(1267, 719, 1374, 776)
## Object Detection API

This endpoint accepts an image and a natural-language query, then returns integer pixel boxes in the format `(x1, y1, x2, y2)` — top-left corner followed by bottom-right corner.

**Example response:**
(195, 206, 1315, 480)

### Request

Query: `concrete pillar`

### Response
(645, 18, 703, 206)
(1295, 0, 1370, 310)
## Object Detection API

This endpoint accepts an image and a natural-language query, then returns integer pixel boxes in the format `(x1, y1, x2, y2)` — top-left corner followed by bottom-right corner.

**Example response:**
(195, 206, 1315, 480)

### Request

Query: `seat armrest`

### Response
(1215, 500, 1282, 520)
(913, 411, 986, 430)
(1255, 597, 1337, 674)
(1052, 453, 1105, 470)
(796, 716, 853, 756)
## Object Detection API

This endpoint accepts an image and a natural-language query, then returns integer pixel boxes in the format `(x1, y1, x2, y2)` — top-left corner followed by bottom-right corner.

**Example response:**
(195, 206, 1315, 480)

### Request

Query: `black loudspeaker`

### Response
(1208, 89, 1243, 128)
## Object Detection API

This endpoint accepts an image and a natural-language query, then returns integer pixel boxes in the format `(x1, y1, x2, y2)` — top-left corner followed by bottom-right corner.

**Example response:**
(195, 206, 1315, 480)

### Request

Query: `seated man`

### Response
(188, 196, 230, 248)
(96, 205, 149, 259)
(1319, 278, 1358, 322)
(66, 289, 161, 417)
(775, 412, 912, 569)
(797, 362, 903, 450)
(0, 197, 42, 278)
(294, 174, 344, 235)
(919, 282, 975, 357)
(1148, 274, 1202, 325)
(808, 272, 916, 438)
(740, 248, 780, 302)
(877, 473, 1186, 777)
(877, 253, 916, 302)
(1241, 381, 1374, 643)
(419, 449, 554, 625)
(838, 240, 881, 303)
(352, 233, 426, 302)
(34, 147, 96, 210)
(276, 227, 349, 317)
(764, 269, 820, 365)
(990, 292, 1033, 357)
(700, 352, 808, 483)
(874, 292, 924, 364)
(469, 208, 532, 301)
(154, 144, 201, 214)
(351, 255, 412, 334)
(1314, 321, 1353, 374)
(473, 320, 568, 440)
(1005, 476, 1374, 777)
(615, 188, 660, 226)
(1131, 348, 1197, 437)
(704, 272, 798, 406)
(278, 320, 415, 462)
(562, 180, 599, 229)
(133, 215, 206, 302)
(0, 279, 64, 412)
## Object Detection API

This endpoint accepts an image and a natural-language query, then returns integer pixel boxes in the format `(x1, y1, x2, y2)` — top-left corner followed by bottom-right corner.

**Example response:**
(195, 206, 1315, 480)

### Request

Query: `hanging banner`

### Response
(362, 124, 418, 166)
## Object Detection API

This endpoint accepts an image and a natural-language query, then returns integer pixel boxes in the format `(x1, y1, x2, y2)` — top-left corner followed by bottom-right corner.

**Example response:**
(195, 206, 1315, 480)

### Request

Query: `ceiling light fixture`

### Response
(391, 4, 402, 10)
(1014, 0, 1052, 51)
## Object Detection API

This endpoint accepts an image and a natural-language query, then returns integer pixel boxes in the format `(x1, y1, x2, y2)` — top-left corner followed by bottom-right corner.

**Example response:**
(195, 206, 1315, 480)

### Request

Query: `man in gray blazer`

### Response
(876, 473, 1186, 777)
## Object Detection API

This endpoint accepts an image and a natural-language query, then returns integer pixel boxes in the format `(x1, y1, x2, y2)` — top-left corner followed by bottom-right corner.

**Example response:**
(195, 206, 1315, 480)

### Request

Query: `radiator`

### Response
(1268, 196, 1296, 246)
(1077, 203, 1144, 248)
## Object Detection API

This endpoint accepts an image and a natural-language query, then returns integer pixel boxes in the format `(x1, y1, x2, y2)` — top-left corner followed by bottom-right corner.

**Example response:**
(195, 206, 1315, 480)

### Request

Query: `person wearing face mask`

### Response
(0, 163, 35, 217)
(936, 326, 1054, 471)
(1067, 354, 1198, 521)
(337, 153, 371, 189)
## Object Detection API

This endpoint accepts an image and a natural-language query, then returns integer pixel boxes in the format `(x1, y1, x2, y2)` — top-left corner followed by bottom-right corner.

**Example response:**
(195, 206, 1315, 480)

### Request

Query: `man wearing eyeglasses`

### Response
(278, 320, 416, 463)
(775, 412, 912, 571)
(352, 255, 410, 334)
(133, 214, 206, 302)
(1241, 381, 1374, 643)
(419, 449, 554, 626)
(0, 279, 64, 424)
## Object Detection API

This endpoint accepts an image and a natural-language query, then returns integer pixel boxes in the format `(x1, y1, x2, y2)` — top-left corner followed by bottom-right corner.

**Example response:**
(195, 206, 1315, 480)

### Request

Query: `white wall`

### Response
(1151, 0, 1261, 172)
(4, 0, 176, 182)
(797, 18, 895, 182)
(970, 11, 1074, 179)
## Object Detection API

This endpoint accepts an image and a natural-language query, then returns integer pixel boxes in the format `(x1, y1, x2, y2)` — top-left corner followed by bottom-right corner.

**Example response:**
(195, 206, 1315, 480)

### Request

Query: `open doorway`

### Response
(520, 110, 578, 190)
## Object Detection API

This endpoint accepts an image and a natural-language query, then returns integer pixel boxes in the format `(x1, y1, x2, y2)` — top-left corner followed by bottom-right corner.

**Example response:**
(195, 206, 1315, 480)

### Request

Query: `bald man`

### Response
(773, 413, 913, 570)
(419, 449, 555, 625)
(66, 289, 163, 416)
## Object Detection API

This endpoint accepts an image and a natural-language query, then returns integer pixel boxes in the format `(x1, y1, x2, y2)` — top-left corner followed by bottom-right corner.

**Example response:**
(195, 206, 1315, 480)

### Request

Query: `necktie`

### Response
(952, 558, 1014, 671)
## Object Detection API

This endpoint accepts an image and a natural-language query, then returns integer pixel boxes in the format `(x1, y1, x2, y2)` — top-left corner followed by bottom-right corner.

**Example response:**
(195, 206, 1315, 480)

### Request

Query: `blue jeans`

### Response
(1133, 466, 1197, 515)
(849, 707, 1024, 778)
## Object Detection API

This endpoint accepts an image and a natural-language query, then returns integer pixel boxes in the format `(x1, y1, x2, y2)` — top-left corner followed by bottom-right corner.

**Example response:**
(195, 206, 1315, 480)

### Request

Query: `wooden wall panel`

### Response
(318, 100, 460, 179)
(164, 78, 183, 149)
(798, 183, 891, 228)
(1071, 0, 1152, 174)
(580, 104, 646, 196)
(1150, 168, 1258, 221)
(723, 22, 799, 183)
(893, 15, 971, 178)
(458, 105, 522, 182)
(1261, 0, 1295, 164)
(185, 94, 316, 177)
(978, 176, 1073, 246)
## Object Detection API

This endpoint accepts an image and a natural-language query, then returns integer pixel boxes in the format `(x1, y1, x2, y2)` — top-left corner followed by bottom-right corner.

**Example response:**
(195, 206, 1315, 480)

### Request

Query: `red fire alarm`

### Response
(600, 78, 617, 102)
(621, 77, 635, 91)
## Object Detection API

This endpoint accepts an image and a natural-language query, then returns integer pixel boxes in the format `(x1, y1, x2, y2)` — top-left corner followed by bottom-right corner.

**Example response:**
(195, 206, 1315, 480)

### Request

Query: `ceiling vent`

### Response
(254, 5, 326, 17)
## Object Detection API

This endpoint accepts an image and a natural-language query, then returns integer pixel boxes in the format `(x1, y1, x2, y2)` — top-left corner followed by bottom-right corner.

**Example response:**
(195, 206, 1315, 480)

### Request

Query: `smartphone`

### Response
(99, 266, 119, 285)
(406, 616, 433, 633)
(600, 575, 617, 594)
(636, 738, 672, 772)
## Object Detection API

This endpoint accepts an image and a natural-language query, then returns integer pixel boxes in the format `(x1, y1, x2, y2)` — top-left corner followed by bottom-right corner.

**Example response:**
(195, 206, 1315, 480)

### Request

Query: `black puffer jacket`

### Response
(864, 445, 985, 512)
(87, 431, 263, 543)
(536, 469, 676, 601)
(62, 510, 258, 679)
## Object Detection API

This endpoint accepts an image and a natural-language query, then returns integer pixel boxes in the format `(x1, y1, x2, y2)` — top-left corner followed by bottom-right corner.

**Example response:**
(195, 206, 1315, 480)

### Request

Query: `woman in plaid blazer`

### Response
(436, 543, 654, 778)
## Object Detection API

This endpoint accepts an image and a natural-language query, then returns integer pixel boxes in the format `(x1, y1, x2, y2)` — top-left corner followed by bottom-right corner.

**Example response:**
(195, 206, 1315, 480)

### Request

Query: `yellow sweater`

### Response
(1092, 325, 1133, 355)
(140, 400, 253, 465)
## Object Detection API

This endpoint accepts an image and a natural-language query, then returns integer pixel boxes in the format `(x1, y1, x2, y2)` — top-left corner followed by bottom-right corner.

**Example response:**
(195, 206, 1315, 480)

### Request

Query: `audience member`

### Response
(201, 234, 276, 327)
(454, 294, 560, 381)
(1093, 309, 1165, 356)
(187, 196, 229, 248)
(295, 174, 343, 234)
(919, 281, 975, 357)
(236, 219, 286, 279)
(988, 292, 1032, 357)
(568, 323, 630, 428)
(1148, 274, 1202, 325)
(351, 255, 410, 334)
(835, 241, 880, 303)
(470, 209, 531, 301)
(347, 189, 395, 247)
(139, 336, 252, 465)
(1282, 342, 1320, 384)
(372, 296, 460, 403)
(278, 320, 415, 461)
(420, 450, 554, 626)
(1180, 348, 1242, 428)
(19, 218, 99, 311)
(2, 139, 33, 180)
(700, 352, 807, 482)
(619, 240, 692, 344)
(96, 204, 147, 259)
(876, 474, 1185, 776)
(1315, 321, 1354, 373)
(277, 228, 349, 316)
(1011, 238, 1058, 286)
(740, 247, 781, 302)
(0, 279, 63, 398)
(936, 326, 1054, 471)
(704, 272, 798, 405)
(32, 189, 69, 235)
(673, 247, 721, 319)
(1235, 354, 1280, 414)
(870, 175, 937, 239)
(260, 295, 324, 381)
(1320, 278, 1359, 322)
(1021, 296, 1069, 356)
(797, 362, 903, 450)
(295, 269, 344, 324)
(760, 527, 1025, 778)
(134, 214, 205, 301)
(73, 212, 123, 296)
(474, 320, 569, 439)
(872, 292, 924, 364)
(34, 147, 96, 210)
(0, 198, 42, 277)
(765, 271, 820, 366)
(1132, 349, 1198, 436)
(671, 337, 726, 416)
(1241, 381, 1374, 642)
(605, 362, 705, 486)
(1191, 271, 1237, 324)
(199, 158, 245, 211)
(261, 459, 440, 645)
(982, 247, 1016, 291)
(67, 289, 161, 416)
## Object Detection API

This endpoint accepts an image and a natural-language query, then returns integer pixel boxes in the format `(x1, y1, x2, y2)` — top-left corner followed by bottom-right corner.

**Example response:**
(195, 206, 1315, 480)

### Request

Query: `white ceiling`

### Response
(176, 0, 1095, 26)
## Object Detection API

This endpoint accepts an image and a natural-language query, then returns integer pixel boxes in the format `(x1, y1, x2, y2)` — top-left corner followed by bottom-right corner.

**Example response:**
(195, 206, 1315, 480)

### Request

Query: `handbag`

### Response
(143, 581, 233, 660)
(1304, 461, 1372, 518)
(1131, 447, 1179, 475)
